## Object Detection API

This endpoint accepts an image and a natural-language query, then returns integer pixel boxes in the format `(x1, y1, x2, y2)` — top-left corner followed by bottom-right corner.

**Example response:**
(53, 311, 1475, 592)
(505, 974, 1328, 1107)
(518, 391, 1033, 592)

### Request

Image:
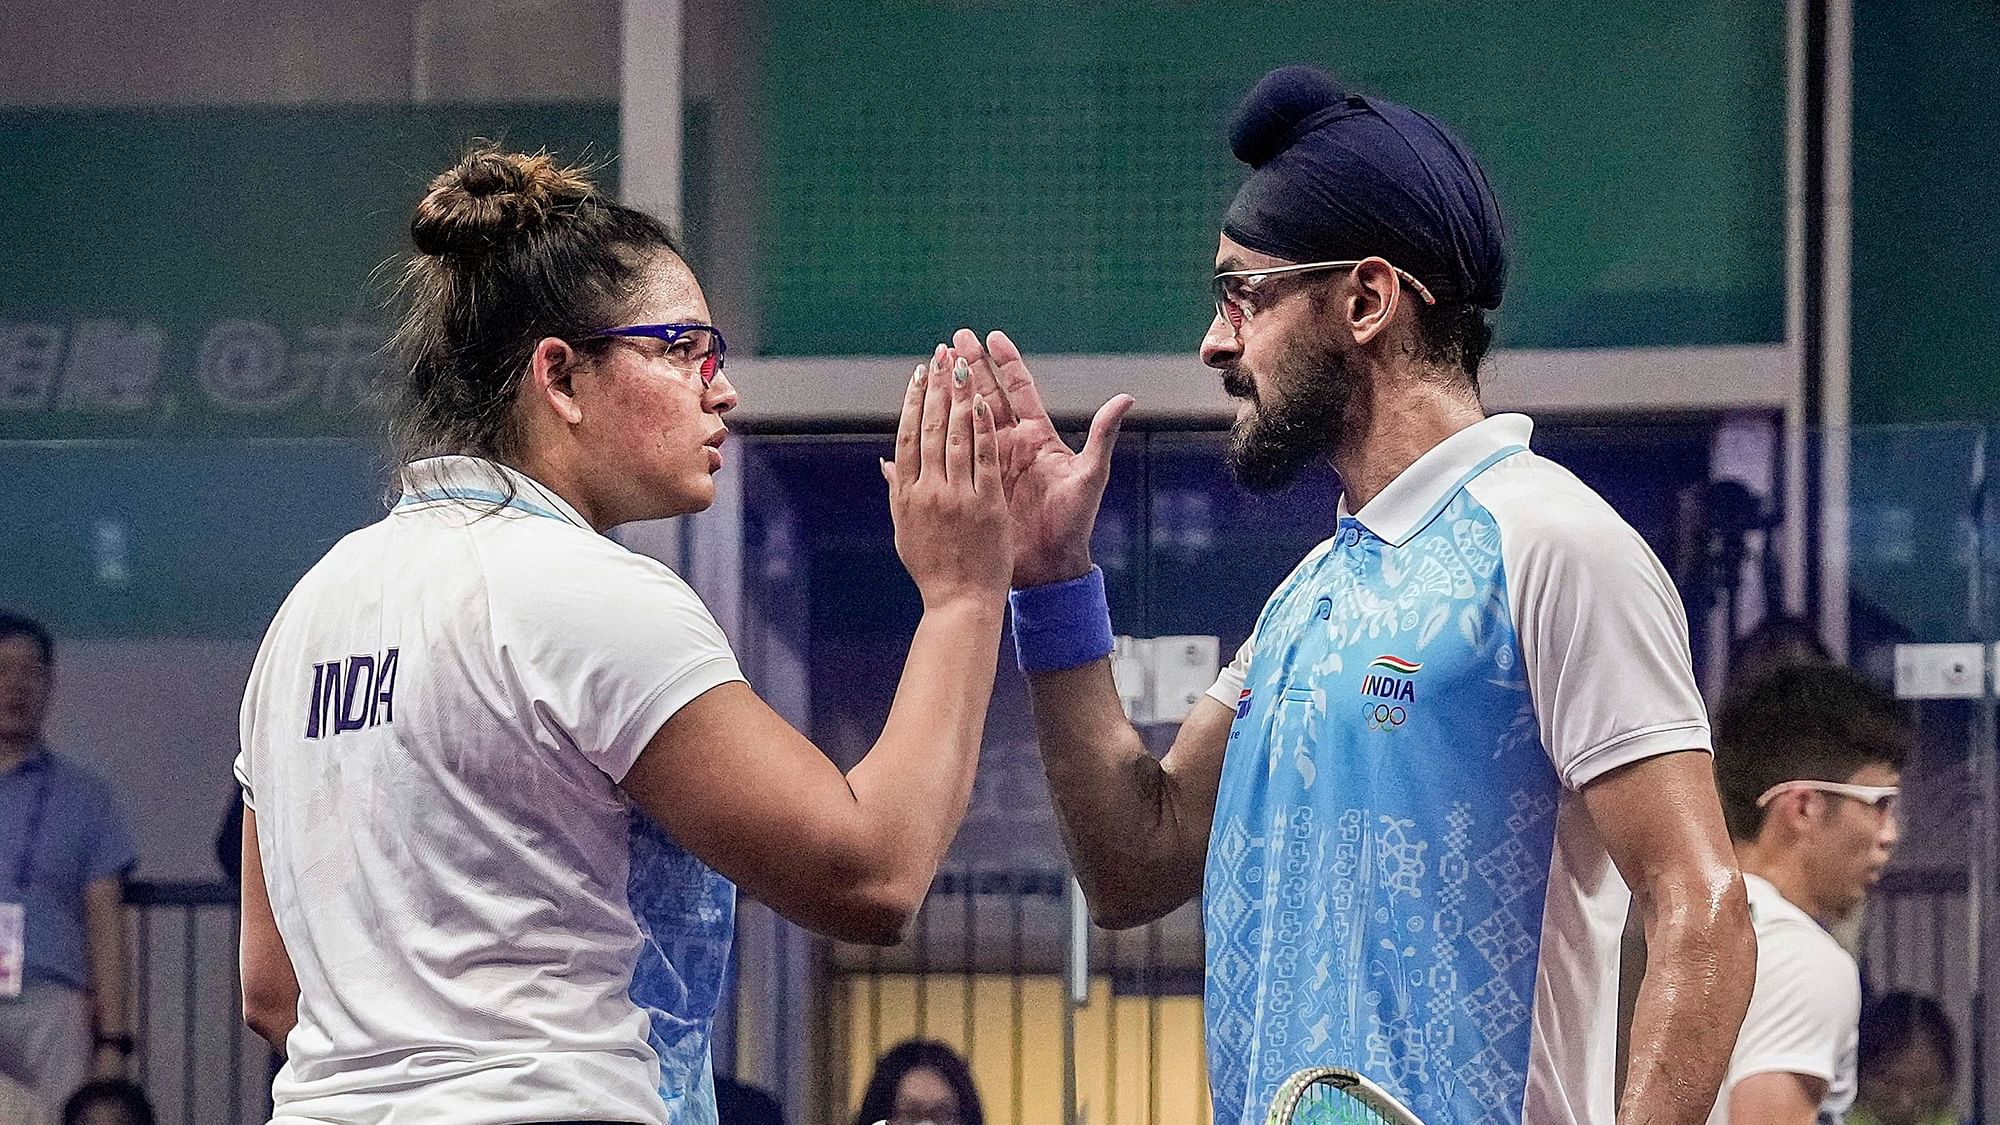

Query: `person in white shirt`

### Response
(1708, 663, 1913, 1125)
(235, 146, 1011, 1125)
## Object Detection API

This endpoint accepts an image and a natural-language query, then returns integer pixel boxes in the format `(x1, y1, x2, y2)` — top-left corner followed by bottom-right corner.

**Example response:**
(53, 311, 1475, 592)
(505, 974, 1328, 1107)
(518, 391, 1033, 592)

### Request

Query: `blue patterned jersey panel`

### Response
(628, 813, 737, 1125)
(1204, 486, 1560, 1125)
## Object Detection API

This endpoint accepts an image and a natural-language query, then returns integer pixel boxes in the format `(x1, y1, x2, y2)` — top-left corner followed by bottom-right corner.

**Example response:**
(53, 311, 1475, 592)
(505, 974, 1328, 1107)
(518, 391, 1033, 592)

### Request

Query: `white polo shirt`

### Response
(236, 456, 744, 1124)
(1706, 873, 1859, 1125)
(1201, 413, 1711, 1125)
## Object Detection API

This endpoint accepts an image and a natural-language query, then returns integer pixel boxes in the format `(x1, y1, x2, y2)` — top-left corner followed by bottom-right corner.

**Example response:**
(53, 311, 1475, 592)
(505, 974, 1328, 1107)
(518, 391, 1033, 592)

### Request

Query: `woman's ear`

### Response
(526, 337, 586, 425)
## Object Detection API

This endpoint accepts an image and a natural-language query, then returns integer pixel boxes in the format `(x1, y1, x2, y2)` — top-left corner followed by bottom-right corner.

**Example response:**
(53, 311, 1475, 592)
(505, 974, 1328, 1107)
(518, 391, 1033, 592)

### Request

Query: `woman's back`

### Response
(233, 144, 1013, 1125)
(237, 458, 743, 1124)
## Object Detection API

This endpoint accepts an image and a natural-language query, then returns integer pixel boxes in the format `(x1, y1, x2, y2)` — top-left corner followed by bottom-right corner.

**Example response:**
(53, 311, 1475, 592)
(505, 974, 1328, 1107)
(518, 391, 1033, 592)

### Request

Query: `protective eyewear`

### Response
(1211, 259, 1437, 330)
(585, 322, 728, 387)
(1755, 780, 1900, 816)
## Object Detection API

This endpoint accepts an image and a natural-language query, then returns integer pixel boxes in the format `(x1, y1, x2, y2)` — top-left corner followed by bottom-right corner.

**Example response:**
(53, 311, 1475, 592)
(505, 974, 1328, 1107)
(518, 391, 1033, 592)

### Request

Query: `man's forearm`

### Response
(1028, 660, 1201, 928)
(1619, 871, 1755, 1124)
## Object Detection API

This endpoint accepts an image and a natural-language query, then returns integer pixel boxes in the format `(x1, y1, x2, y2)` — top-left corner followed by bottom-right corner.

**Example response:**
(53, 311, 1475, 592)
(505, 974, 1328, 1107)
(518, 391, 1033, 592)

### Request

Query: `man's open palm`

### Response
(950, 328, 1134, 589)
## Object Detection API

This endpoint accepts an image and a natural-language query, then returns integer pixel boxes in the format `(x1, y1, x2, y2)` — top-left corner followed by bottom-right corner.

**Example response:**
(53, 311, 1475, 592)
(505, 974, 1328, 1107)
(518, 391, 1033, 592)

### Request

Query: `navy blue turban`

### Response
(1223, 65, 1508, 310)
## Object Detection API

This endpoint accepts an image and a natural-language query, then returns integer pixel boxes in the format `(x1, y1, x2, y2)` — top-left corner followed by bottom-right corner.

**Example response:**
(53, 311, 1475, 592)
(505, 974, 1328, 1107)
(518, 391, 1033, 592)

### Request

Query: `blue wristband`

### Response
(1009, 566, 1115, 673)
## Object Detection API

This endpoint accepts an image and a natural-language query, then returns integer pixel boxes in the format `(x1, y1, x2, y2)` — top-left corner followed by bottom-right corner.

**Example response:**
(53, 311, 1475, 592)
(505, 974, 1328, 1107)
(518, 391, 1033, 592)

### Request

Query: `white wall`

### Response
(43, 639, 258, 882)
(0, 0, 617, 107)
(723, 345, 1799, 429)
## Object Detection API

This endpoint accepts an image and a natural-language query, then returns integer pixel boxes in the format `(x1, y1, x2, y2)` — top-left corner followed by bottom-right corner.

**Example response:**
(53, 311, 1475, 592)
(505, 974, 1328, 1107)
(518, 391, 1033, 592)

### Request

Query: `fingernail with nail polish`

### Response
(954, 358, 969, 386)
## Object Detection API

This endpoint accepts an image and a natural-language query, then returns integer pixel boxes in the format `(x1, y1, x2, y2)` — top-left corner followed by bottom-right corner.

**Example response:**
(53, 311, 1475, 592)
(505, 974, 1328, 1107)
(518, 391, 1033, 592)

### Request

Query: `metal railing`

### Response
(118, 865, 1979, 1125)
(1864, 866, 1976, 1115)
(826, 867, 1209, 1125)
(124, 880, 269, 1125)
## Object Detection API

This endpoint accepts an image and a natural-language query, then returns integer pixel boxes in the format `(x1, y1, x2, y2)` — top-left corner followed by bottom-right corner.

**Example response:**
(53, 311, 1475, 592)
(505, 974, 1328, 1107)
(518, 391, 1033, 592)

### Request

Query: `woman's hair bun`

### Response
(409, 144, 598, 257)
(1229, 65, 1349, 168)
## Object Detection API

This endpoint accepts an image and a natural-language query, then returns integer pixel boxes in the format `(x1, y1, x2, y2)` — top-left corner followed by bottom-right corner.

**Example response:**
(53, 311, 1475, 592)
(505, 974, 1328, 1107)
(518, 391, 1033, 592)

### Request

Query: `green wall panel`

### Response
(1851, 0, 2000, 426)
(761, 1, 1786, 356)
(0, 103, 617, 440)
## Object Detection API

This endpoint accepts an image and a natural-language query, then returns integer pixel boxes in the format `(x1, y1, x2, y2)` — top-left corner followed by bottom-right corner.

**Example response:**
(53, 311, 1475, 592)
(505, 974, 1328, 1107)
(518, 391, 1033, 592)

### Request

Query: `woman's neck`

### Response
(488, 450, 609, 532)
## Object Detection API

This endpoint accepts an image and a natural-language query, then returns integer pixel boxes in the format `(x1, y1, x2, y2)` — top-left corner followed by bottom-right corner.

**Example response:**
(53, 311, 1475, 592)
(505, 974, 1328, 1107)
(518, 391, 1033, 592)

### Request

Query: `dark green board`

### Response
(0, 103, 617, 440)
(760, 0, 1787, 356)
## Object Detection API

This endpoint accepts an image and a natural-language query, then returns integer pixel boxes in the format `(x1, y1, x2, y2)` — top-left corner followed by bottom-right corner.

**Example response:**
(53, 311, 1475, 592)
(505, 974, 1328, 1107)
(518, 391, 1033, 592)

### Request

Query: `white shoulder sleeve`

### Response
(1205, 637, 1254, 710)
(1469, 460, 1711, 788)
(490, 537, 745, 782)
(235, 594, 296, 811)
(236, 661, 259, 809)
(1728, 923, 1861, 1085)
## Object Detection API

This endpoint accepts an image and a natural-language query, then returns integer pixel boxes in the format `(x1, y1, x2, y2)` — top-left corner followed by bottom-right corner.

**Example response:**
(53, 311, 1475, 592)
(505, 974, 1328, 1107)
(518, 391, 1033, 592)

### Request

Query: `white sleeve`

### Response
(233, 752, 254, 809)
(491, 540, 746, 782)
(1481, 477, 1711, 789)
(1204, 637, 1255, 711)
(1728, 925, 1860, 1086)
(234, 618, 283, 811)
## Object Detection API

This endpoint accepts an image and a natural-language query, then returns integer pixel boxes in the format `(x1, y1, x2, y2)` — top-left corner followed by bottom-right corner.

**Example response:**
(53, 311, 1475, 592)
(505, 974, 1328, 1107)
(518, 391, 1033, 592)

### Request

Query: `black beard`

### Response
(1224, 339, 1356, 493)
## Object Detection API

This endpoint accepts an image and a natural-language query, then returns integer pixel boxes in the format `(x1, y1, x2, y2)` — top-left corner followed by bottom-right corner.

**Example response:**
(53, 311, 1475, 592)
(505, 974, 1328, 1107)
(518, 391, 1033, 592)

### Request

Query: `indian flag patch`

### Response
(1368, 655, 1423, 674)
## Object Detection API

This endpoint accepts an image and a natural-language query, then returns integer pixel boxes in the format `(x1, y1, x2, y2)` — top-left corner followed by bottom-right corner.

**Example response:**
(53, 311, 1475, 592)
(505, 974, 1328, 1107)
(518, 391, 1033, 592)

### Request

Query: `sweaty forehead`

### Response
(624, 255, 710, 324)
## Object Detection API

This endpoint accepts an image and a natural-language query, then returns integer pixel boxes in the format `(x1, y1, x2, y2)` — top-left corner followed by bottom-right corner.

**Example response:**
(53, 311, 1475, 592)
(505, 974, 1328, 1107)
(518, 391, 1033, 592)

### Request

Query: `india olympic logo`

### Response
(1366, 702, 1408, 730)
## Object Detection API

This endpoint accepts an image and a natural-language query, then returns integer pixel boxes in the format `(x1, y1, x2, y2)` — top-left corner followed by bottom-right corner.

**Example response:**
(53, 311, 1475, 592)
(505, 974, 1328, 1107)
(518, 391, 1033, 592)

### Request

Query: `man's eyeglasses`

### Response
(1756, 780, 1900, 817)
(1211, 259, 1437, 331)
(584, 322, 728, 387)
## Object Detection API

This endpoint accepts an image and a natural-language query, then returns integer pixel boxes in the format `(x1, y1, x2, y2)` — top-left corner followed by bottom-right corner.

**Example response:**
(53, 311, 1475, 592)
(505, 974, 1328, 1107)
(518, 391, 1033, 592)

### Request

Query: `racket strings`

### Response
(1292, 1083, 1393, 1125)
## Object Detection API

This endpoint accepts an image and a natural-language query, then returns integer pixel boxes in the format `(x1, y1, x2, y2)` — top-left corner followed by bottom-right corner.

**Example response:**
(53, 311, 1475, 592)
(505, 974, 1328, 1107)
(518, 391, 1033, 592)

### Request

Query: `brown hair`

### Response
(390, 143, 684, 465)
(1713, 662, 1914, 841)
(0, 610, 54, 665)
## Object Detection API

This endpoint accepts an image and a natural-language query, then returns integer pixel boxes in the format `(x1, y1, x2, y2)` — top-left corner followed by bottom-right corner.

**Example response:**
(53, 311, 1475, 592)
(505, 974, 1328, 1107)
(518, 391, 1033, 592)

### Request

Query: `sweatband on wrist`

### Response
(1009, 566, 1115, 674)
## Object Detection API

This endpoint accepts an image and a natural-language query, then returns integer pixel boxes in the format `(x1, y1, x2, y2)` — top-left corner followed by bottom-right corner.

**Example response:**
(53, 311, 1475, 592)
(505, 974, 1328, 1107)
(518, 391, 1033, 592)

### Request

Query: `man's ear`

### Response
(1343, 256, 1402, 348)
(526, 337, 585, 425)
(1773, 789, 1820, 834)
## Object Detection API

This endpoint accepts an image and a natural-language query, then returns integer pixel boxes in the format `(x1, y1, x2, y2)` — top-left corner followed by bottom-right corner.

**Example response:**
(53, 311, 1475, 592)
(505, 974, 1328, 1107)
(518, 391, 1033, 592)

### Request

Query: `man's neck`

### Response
(1331, 371, 1487, 512)
(0, 738, 34, 775)
(1736, 841, 1828, 920)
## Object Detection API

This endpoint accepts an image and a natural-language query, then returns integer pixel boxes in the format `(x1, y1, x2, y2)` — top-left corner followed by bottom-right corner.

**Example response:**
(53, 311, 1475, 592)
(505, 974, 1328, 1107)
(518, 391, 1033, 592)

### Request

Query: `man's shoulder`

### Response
(1753, 911, 1856, 974)
(1463, 449, 1638, 547)
(40, 751, 125, 815)
(1746, 880, 1859, 993)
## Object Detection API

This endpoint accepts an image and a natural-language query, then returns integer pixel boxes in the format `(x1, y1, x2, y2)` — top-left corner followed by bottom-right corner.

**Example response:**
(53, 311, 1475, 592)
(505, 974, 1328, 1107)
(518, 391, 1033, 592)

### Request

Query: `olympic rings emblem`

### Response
(1366, 703, 1408, 730)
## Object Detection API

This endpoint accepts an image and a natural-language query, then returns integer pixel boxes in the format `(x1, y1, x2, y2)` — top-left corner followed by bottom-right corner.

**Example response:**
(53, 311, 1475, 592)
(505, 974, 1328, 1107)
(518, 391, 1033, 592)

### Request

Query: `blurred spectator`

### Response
(61, 1079, 155, 1125)
(853, 1039, 984, 1125)
(1618, 610, 1842, 1087)
(0, 612, 139, 1125)
(1721, 613, 1892, 952)
(1851, 992, 1959, 1125)
(1727, 612, 1832, 689)
(716, 1073, 786, 1125)
(1707, 663, 1912, 1124)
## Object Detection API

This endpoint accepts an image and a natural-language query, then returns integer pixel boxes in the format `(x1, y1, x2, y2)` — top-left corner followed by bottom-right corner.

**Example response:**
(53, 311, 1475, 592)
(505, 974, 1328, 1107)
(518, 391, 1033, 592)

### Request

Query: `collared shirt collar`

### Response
(395, 456, 595, 531)
(1339, 413, 1534, 547)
